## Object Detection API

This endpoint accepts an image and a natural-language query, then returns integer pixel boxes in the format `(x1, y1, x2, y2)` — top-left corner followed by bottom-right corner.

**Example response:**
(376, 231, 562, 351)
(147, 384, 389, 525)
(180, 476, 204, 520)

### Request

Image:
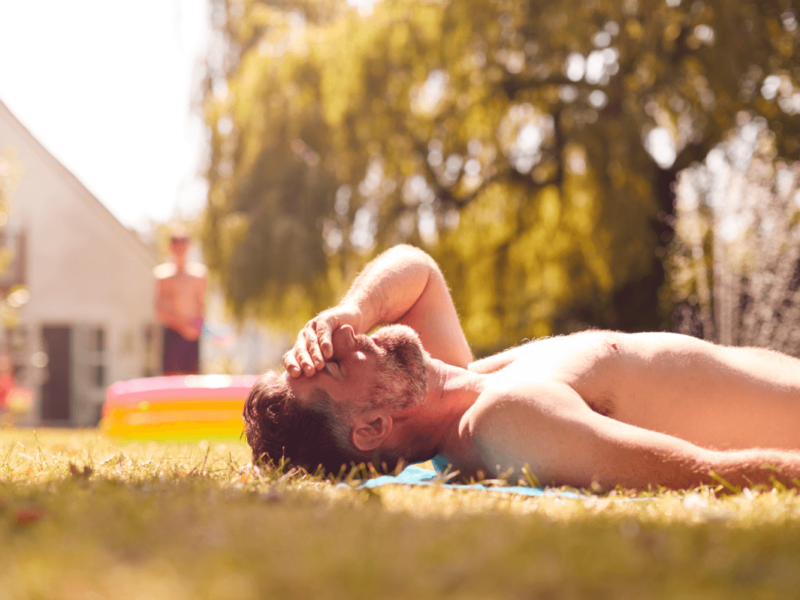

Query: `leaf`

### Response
(707, 471, 740, 494)
(14, 507, 44, 526)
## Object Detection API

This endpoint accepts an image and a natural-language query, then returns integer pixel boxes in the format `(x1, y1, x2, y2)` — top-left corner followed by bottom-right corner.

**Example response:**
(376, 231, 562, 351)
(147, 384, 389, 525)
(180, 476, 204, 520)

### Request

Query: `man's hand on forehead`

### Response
(283, 304, 363, 378)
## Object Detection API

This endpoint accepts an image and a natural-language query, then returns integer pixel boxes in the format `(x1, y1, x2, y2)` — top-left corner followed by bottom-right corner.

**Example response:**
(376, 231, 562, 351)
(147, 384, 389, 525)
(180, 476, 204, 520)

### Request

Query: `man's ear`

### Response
(351, 411, 393, 452)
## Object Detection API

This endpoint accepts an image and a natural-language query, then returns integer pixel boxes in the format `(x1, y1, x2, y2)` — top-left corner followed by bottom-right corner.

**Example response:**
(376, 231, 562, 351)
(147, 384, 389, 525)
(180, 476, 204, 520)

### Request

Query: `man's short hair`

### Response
(170, 230, 189, 244)
(243, 371, 381, 474)
(244, 326, 428, 474)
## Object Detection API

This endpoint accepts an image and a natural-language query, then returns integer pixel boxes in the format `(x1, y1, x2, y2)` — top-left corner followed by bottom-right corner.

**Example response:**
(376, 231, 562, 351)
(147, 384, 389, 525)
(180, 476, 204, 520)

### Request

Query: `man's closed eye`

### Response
(324, 360, 346, 380)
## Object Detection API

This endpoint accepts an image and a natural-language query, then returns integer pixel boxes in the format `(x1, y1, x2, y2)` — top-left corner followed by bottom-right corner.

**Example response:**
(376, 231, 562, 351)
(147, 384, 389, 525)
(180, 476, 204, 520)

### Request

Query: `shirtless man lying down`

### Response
(244, 245, 800, 490)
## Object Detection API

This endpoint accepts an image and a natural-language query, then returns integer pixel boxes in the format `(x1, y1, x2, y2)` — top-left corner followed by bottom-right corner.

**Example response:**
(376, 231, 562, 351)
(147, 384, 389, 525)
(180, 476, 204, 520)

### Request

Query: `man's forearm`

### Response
(558, 409, 800, 491)
(594, 446, 800, 491)
(341, 244, 439, 333)
(708, 449, 800, 489)
(342, 244, 473, 367)
(285, 244, 472, 375)
(156, 306, 192, 334)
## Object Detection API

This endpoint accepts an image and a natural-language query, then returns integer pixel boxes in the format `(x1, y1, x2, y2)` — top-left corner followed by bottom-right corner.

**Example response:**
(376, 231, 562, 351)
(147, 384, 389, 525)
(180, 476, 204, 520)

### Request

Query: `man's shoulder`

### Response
(154, 262, 177, 280)
(461, 382, 598, 481)
(185, 262, 207, 279)
(465, 385, 544, 435)
(467, 382, 586, 438)
(153, 262, 207, 280)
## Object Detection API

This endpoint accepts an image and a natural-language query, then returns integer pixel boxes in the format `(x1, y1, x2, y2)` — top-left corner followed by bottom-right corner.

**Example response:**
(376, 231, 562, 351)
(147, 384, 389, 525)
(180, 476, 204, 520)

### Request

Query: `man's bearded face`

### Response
(357, 324, 428, 413)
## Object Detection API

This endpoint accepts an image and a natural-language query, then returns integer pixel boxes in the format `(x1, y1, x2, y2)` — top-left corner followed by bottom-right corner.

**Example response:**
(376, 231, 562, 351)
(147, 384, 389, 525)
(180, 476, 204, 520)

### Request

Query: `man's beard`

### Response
(356, 324, 428, 413)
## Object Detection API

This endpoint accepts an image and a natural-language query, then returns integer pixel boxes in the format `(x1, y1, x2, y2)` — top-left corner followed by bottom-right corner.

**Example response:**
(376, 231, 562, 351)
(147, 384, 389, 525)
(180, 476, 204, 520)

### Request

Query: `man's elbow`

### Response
(380, 244, 441, 279)
(386, 244, 435, 264)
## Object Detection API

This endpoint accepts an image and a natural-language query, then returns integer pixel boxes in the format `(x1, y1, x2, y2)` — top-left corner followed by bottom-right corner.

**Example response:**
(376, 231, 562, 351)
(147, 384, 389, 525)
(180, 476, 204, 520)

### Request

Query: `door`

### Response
(41, 326, 71, 422)
(72, 324, 107, 425)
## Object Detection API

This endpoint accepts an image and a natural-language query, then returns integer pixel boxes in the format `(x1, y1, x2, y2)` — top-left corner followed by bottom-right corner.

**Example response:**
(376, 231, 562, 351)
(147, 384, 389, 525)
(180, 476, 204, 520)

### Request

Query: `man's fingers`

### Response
(305, 332, 325, 370)
(284, 311, 345, 377)
(318, 328, 334, 359)
(293, 331, 317, 376)
(282, 351, 301, 378)
(317, 315, 338, 359)
(299, 323, 325, 370)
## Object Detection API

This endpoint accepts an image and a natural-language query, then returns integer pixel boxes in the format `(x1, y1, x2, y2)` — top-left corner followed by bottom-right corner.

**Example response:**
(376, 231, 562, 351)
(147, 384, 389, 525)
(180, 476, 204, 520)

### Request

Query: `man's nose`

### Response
(331, 325, 357, 358)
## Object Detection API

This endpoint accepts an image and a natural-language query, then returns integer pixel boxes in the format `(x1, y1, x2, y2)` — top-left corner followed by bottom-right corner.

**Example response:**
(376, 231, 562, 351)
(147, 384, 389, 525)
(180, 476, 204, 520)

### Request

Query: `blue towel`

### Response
(430, 454, 449, 473)
(355, 464, 585, 499)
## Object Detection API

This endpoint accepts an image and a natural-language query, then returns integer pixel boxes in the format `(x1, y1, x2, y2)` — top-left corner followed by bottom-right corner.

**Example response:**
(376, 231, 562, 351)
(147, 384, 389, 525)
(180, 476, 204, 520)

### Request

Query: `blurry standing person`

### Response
(154, 228, 207, 375)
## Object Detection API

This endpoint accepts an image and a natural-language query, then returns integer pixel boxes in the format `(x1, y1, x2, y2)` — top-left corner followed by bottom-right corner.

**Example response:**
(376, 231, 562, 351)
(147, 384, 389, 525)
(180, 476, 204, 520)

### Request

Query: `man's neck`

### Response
(389, 358, 486, 461)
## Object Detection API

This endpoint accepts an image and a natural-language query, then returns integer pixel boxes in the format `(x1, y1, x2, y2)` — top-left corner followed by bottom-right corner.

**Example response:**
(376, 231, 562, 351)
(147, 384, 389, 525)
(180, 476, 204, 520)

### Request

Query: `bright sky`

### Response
(0, 0, 211, 233)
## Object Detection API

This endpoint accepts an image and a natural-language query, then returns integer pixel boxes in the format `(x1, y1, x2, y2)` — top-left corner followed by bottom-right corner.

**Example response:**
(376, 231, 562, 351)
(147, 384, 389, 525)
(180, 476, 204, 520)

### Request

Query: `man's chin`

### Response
(370, 324, 425, 355)
(364, 324, 428, 410)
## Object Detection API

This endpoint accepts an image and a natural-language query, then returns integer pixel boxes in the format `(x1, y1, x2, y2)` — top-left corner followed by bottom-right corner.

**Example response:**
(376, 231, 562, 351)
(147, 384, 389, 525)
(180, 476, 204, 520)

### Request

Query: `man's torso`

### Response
(447, 330, 800, 476)
(155, 262, 205, 322)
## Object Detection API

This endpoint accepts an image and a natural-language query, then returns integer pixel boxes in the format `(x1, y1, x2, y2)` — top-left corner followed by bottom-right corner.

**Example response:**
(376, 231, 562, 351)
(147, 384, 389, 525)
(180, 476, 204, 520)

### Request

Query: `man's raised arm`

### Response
(283, 244, 473, 378)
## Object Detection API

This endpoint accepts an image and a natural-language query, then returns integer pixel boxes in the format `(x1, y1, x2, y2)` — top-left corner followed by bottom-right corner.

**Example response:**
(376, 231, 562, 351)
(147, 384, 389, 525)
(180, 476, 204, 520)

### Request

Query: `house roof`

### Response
(0, 98, 158, 269)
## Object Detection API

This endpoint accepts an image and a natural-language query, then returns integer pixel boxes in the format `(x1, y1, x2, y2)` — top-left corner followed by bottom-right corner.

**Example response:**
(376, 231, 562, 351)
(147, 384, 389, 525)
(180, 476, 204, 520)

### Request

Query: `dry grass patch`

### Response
(1, 429, 800, 600)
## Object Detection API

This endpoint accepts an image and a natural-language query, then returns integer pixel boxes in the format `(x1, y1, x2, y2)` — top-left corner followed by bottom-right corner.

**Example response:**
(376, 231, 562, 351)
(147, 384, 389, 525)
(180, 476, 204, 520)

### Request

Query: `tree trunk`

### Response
(611, 164, 678, 332)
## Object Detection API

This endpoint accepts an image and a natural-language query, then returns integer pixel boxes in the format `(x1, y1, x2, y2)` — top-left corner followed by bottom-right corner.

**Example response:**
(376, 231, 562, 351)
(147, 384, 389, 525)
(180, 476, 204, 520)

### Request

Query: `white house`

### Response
(0, 99, 159, 426)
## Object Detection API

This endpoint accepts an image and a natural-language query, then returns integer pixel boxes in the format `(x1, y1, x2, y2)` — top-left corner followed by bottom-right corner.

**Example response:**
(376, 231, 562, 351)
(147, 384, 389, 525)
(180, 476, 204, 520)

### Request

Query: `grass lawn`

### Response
(1, 429, 800, 599)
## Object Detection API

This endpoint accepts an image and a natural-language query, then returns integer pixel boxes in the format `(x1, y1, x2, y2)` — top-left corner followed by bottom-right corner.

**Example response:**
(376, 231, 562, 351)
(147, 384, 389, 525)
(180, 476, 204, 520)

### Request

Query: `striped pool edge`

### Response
(101, 374, 258, 441)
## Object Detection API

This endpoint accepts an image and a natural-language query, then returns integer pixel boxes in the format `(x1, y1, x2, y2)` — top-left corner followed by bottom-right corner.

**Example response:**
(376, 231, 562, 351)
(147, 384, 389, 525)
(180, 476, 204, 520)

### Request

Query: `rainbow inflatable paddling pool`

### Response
(101, 374, 258, 441)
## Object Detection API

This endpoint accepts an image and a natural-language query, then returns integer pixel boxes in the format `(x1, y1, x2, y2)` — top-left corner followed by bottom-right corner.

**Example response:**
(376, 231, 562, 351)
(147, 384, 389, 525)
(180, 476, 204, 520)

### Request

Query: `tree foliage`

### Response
(202, 0, 800, 354)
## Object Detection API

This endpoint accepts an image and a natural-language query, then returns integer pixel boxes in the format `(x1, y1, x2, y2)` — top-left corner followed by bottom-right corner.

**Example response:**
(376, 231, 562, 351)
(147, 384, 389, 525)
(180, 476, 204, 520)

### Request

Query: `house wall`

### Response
(0, 100, 158, 425)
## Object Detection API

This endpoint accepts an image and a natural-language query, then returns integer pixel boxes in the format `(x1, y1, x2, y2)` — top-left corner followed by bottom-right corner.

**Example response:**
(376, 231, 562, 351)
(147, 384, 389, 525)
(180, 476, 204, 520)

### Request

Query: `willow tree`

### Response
(202, 0, 800, 355)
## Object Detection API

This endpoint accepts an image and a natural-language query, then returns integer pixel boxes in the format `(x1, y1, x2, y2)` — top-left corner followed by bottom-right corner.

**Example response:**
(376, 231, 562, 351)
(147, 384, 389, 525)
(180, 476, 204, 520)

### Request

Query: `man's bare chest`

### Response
(162, 274, 201, 296)
(484, 330, 623, 416)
